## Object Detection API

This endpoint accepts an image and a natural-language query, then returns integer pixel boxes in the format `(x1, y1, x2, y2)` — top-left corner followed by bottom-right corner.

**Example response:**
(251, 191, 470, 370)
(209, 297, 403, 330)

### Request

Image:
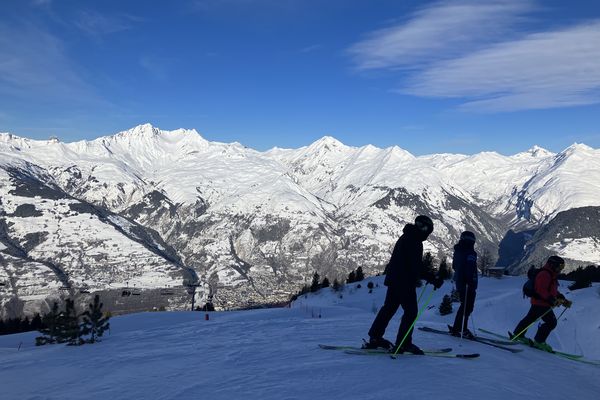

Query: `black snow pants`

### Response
(513, 305, 557, 343)
(368, 285, 418, 346)
(452, 287, 476, 333)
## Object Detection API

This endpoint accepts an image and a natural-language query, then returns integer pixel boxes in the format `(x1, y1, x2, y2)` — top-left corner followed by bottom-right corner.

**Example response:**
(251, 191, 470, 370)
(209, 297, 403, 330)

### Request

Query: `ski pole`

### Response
(511, 306, 557, 341)
(416, 284, 428, 305)
(555, 306, 568, 321)
(393, 287, 435, 356)
(460, 284, 469, 339)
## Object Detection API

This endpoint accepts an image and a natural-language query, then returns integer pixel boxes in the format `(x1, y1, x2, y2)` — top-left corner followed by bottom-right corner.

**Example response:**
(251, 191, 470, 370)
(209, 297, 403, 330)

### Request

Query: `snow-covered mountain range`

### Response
(1, 124, 599, 318)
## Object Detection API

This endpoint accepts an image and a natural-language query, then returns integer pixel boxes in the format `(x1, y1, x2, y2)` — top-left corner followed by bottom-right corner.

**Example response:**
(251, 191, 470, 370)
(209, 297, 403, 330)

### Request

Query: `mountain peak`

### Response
(117, 123, 161, 138)
(564, 143, 594, 153)
(514, 145, 554, 159)
(311, 136, 345, 149)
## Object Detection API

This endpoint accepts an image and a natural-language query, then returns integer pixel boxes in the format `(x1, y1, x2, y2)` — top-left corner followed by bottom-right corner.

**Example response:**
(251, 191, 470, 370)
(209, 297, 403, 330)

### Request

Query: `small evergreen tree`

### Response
(439, 294, 453, 316)
(20, 316, 31, 332)
(81, 295, 110, 344)
(310, 272, 321, 292)
(355, 267, 365, 282)
(439, 259, 451, 280)
(332, 279, 342, 292)
(347, 271, 356, 284)
(367, 281, 374, 293)
(479, 248, 493, 276)
(36, 302, 60, 346)
(420, 252, 436, 286)
(56, 299, 81, 345)
(321, 277, 330, 289)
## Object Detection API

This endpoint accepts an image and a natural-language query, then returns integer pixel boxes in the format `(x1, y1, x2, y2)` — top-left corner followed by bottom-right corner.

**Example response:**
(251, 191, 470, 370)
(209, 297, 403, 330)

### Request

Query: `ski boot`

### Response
(362, 337, 393, 350)
(392, 342, 425, 355)
(461, 328, 475, 340)
(532, 340, 554, 353)
(509, 331, 533, 346)
(448, 325, 475, 339)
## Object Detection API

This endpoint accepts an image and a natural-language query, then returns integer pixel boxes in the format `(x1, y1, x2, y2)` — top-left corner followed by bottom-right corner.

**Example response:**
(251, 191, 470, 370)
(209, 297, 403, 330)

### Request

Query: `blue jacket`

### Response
(452, 241, 478, 291)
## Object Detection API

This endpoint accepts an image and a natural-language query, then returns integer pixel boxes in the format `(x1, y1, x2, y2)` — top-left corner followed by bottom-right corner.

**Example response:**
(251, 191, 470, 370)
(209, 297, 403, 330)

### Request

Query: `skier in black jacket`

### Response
(366, 215, 443, 355)
(449, 231, 478, 339)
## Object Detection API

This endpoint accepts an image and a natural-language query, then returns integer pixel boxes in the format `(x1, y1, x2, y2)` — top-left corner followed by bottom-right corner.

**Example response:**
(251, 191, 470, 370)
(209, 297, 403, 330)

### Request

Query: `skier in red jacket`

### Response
(511, 255, 572, 352)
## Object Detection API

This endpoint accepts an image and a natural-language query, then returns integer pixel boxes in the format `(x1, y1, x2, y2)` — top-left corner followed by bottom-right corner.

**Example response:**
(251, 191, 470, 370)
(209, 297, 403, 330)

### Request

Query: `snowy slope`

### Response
(0, 276, 598, 400)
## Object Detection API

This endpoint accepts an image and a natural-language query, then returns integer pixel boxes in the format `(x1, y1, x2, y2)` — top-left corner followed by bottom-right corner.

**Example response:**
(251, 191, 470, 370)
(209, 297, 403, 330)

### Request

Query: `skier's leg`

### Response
(462, 289, 476, 332)
(368, 287, 401, 340)
(534, 308, 557, 343)
(395, 288, 418, 346)
(513, 305, 544, 338)
(451, 288, 466, 333)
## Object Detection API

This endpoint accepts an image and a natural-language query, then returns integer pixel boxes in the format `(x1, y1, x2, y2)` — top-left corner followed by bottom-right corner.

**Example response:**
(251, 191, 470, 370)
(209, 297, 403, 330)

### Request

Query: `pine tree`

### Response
(332, 279, 342, 292)
(355, 267, 365, 282)
(439, 294, 453, 316)
(56, 299, 81, 345)
(367, 281, 374, 293)
(439, 258, 451, 280)
(20, 316, 31, 332)
(31, 314, 43, 330)
(321, 277, 330, 289)
(81, 295, 110, 344)
(310, 272, 321, 292)
(478, 248, 493, 276)
(36, 302, 60, 346)
(346, 271, 356, 284)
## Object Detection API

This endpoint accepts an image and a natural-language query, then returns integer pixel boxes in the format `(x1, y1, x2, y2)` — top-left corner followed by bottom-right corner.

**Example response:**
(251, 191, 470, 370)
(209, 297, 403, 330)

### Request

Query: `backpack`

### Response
(522, 267, 551, 299)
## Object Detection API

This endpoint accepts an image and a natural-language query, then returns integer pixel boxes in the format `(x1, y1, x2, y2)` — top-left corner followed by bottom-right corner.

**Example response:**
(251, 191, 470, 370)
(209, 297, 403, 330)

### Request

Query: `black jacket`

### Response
(452, 241, 478, 291)
(384, 224, 431, 288)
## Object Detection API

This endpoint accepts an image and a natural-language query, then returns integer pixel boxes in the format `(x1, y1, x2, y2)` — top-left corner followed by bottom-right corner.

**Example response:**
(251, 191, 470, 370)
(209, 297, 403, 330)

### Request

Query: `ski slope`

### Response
(1, 276, 599, 400)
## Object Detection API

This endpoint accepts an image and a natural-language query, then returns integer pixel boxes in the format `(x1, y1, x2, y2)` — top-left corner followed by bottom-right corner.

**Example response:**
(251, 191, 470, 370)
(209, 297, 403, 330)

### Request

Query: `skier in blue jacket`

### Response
(449, 231, 478, 339)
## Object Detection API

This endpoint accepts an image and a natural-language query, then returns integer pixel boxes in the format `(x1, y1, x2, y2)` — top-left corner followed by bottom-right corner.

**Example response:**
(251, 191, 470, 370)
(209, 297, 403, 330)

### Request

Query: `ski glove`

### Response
(561, 298, 573, 308)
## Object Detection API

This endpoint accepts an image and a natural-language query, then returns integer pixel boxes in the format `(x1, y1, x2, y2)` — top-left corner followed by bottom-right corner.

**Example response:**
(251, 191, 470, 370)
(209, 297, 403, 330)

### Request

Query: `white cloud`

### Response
(0, 22, 100, 103)
(348, 0, 534, 70)
(348, 0, 600, 112)
(403, 22, 600, 111)
(75, 10, 140, 37)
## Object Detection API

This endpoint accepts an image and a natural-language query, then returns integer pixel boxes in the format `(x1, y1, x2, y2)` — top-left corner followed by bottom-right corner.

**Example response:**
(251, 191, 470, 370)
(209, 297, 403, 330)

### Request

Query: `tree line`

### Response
(290, 267, 368, 301)
(0, 295, 110, 346)
(559, 264, 600, 290)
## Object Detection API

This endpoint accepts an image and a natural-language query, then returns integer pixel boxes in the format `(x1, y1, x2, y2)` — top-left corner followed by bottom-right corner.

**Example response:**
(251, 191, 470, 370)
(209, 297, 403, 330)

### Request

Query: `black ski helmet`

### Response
(460, 231, 476, 242)
(547, 255, 565, 270)
(414, 215, 434, 236)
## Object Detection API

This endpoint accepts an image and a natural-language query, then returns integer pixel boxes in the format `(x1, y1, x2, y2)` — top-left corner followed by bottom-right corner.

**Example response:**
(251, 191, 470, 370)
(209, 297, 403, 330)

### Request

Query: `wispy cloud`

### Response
(0, 22, 101, 104)
(299, 44, 322, 54)
(139, 56, 173, 81)
(404, 22, 600, 111)
(75, 10, 141, 37)
(348, 0, 600, 112)
(348, 0, 534, 70)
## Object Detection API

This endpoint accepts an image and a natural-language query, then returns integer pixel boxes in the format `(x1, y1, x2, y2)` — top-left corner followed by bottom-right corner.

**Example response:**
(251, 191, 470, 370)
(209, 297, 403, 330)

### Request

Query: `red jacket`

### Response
(531, 263, 560, 307)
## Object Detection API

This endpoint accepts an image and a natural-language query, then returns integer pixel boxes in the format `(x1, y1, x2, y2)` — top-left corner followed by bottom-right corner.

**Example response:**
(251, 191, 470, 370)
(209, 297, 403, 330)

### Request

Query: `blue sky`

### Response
(1, 0, 599, 155)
